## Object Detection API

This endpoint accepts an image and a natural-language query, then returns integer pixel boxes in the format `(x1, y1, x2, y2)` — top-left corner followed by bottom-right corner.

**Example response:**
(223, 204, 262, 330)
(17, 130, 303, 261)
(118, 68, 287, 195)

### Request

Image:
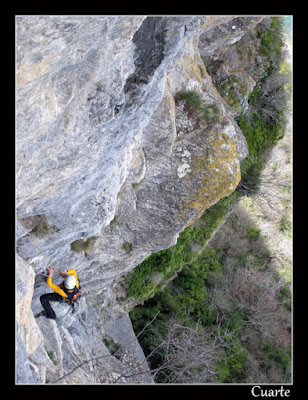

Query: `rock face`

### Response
(15, 16, 261, 383)
(16, 256, 52, 383)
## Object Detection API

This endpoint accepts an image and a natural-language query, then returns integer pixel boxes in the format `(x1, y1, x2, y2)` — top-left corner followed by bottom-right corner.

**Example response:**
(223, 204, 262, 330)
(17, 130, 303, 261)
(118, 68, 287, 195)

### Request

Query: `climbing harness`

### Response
(16, 212, 61, 276)
(59, 284, 82, 316)
(60, 284, 82, 305)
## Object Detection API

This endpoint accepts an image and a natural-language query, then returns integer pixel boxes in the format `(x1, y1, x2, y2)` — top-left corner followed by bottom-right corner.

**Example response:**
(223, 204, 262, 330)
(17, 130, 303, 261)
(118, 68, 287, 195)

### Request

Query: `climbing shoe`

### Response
(34, 311, 56, 320)
(34, 311, 46, 319)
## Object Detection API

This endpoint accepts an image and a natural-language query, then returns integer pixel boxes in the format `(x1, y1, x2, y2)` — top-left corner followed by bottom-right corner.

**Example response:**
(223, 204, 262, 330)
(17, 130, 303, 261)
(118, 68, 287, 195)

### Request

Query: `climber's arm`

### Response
(46, 266, 68, 298)
(46, 277, 68, 298)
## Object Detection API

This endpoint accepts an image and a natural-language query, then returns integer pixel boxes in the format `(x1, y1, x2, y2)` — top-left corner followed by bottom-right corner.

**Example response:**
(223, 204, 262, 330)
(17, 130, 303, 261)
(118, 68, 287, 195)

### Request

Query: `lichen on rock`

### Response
(175, 129, 242, 225)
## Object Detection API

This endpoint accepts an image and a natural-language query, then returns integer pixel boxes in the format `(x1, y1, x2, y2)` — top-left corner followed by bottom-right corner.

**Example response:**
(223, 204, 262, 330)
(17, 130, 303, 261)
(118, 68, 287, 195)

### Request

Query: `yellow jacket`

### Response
(47, 269, 79, 298)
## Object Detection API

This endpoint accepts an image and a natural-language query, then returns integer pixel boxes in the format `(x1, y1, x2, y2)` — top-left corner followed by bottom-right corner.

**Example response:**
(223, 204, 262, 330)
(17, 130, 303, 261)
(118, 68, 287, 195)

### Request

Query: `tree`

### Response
(247, 67, 291, 128)
(237, 173, 291, 215)
(145, 314, 238, 383)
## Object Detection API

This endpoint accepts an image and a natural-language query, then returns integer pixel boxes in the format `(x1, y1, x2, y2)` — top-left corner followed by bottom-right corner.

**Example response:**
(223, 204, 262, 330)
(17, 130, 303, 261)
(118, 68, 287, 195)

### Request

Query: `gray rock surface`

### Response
(15, 15, 261, 384)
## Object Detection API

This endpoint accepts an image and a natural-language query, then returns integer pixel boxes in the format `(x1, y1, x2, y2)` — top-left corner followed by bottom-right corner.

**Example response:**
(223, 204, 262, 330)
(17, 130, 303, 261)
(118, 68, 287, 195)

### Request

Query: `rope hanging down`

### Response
(16, 212, 61, 276)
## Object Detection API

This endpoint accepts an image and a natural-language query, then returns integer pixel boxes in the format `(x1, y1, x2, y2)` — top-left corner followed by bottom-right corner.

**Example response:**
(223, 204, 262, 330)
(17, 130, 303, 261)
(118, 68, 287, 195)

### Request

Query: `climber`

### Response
(39, 267, 81, 320)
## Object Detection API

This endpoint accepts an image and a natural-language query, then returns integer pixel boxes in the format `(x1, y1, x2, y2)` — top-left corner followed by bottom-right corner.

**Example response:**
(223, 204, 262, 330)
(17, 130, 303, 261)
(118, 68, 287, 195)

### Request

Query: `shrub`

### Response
(110, 213, 120, 227)
(71, 236, 98, 253)
(122, 242, 132, 253)
(235, 17, 288, 186)
(202, 103, 220, 122)
(175, 90, 203, 110)
(20, 214, 53, 237)
(102, 337, 119, 355)
(215, 338, 248, 383)
(279, 214, 292, 237)
(264, 342, 291, 373)
(175, 90, 220, 123)
(47, 351, 57, 366)
(30, 215, 52, 237)
(32, 221, 52, 237)
(246, 227, 261, 240)
(216, 75, 250, 114)
(198, 64, 205, 78)
(258, 17, 284, 75)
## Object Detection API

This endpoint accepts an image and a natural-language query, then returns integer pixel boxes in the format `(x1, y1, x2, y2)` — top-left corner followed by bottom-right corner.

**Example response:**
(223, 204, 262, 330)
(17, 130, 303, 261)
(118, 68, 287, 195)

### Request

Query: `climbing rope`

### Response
(16, 212, 61, 276)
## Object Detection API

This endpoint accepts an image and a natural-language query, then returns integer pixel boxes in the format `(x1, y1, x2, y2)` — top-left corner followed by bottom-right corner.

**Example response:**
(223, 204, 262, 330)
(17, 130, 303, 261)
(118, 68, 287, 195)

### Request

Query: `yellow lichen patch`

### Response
(200, 20, 210, 31)
(164, 85, 176, 115)
(176, 131, 241, 223)
(180, 55, 204, 85)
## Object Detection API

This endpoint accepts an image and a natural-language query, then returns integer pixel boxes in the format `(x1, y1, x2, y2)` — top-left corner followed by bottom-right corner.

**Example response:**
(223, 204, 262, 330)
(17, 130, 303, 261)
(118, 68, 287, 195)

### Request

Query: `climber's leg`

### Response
(40, 293, 62, 319)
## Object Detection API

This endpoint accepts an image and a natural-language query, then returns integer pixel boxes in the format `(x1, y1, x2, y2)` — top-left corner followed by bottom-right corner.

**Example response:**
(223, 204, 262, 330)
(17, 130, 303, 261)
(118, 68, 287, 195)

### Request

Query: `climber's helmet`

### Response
(64, 274, 76, 290)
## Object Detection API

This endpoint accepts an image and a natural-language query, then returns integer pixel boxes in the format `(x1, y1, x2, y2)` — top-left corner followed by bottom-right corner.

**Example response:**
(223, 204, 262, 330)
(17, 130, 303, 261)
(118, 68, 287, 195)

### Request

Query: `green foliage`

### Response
(165, 249, 222, 324)
(277, 283, 291, 310)
(32, 222, 51, 237)
(110, 213, 120, 227)
(237, 112, 284, 178)
(129, 250, 222, 353)
(198, 64, 205, 78)
(122, 242, 132, 253)
(202, 103, 220, 122)
(279, 214, 292, 238)
(71, 236, 98, 253)
(258, 17, 284, 76)
(246, 227, 261, 240)
(129, 246, 249, 382)
(236, 17, 287, 184)
(175, 90, 220, 123)
(31, 215, 52, 238)
(132, 178, 145, 191)
(263, 342, 291, 373)
(215, 338, 248, 383)
(216, 75, 250, 114)
(175, 90, 203, 110)
(126, 250, 173, 298)
(102, 337, 119, 355)
(47, 351, 58, 366)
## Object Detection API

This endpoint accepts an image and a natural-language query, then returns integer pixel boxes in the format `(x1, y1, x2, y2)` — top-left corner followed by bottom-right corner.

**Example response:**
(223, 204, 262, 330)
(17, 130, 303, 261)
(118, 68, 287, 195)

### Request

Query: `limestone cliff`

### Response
(16, 16, 262, 383)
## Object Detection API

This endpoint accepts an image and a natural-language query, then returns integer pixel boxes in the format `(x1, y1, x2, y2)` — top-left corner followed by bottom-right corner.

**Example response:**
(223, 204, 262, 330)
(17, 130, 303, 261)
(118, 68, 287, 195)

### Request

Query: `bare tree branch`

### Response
(138, 314, 239, 383)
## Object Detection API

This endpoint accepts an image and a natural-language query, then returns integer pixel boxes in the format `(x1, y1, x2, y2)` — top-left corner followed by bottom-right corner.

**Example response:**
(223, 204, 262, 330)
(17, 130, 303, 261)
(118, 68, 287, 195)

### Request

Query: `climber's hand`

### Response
(47, 266, 54, 277)
(59, 269, 68, 276)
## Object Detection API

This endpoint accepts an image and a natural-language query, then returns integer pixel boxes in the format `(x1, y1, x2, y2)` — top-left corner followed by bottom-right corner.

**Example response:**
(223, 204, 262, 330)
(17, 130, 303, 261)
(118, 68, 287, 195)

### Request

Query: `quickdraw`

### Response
(70, 290, 82, 304)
